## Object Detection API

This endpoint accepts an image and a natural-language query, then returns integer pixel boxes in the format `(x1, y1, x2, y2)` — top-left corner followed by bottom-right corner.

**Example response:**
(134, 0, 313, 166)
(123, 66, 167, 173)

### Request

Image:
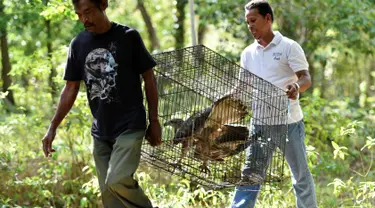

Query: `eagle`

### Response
(164, 94, 253, 173)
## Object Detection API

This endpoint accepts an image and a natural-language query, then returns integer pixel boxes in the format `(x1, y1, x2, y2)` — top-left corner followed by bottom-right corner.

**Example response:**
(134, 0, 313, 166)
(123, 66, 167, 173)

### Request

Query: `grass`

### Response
(0, 104, 374, 207)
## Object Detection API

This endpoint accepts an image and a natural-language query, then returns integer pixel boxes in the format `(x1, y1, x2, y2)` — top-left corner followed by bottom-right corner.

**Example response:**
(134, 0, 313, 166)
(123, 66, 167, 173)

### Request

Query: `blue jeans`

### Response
(231, 120, 317, 208)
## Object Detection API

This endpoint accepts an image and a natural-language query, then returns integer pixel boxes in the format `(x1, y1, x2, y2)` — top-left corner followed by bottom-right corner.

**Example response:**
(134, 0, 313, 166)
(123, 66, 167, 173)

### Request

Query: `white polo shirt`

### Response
(240, 31, 308, 124)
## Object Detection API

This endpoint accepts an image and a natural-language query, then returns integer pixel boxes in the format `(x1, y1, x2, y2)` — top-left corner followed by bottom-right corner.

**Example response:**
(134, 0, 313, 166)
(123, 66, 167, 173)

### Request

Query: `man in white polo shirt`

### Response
(231, 1, 317, 208)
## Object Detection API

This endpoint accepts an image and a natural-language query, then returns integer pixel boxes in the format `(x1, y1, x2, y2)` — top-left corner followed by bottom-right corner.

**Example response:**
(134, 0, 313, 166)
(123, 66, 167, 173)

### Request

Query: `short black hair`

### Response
(72, 0, 107, 8)
(245, 0, 274, 22)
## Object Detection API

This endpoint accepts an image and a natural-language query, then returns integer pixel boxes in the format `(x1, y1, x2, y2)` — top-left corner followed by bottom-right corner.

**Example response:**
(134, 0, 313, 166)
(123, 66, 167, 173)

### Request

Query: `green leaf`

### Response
(332, 141, 339, 150)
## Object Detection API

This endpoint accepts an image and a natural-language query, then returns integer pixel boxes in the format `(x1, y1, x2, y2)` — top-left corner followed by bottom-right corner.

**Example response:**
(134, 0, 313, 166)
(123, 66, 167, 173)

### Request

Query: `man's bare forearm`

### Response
(142, 69, 159, 121)
(49, 81, 80, 131)
(295, 70, 312, 92)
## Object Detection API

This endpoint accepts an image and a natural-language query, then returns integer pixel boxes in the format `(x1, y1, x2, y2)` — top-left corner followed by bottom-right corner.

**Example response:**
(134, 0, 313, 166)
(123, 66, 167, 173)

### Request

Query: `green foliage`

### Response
(301, 97, 375, 206)
(1, 86, 374, 207)
(327, 135, 375, 206)
(40, 0, 77, 21)
(331, 141, 348, 160)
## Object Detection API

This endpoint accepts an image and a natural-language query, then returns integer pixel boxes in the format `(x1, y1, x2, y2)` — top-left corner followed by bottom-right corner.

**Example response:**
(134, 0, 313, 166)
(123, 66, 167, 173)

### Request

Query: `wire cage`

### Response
(141, 45, 289, 190)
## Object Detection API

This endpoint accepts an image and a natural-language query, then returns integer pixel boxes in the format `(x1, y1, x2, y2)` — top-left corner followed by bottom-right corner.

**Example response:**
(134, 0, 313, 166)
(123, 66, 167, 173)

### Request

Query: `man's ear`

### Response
(266, 13, 272, 23)
(100, 0, 108, 11)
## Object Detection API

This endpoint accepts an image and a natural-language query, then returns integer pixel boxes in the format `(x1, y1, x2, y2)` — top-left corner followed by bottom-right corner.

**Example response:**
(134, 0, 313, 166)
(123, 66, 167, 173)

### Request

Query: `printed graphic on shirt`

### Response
(273, 52, 282, 60)
(84, 46, 118, 103)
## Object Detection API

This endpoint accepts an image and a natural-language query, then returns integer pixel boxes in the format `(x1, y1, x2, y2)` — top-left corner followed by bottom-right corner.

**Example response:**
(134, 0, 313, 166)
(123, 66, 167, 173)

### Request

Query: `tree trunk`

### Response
(197, 21, 207, 45)
(307, 55, 315, 94)
(136, 0, 160, 51)
(175, 0, 188, 49)
(46, 19, 57, 100)
(22, 73, 29, 87)
(0, 0, 15, 106)
(319, 59, 327, 99)
(44, 0, 57, 101)
(369, 58, 375, 100)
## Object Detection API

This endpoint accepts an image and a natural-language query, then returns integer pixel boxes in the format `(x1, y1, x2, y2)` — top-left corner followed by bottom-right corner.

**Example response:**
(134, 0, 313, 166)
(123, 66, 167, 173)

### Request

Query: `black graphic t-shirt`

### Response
(63, 22, 156, 140)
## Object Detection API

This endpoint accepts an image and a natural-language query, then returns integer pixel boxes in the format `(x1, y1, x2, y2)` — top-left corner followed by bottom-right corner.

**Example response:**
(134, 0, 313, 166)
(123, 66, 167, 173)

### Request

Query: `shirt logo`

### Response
(84, 45, 118, 103)
(273, 52, 282, 60)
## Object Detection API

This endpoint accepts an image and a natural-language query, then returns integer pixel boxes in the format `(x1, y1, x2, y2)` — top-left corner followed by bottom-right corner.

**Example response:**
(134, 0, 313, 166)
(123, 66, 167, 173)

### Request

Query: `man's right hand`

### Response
(285, 84, 299, 100)
(42, 129, 56, 157)
(146, 120, 162, 147)
(41, 81, 80, 157)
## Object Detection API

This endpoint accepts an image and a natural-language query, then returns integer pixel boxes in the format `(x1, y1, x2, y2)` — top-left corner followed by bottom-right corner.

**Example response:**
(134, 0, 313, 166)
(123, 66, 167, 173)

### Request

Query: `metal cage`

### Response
(141, 45, 289, 189)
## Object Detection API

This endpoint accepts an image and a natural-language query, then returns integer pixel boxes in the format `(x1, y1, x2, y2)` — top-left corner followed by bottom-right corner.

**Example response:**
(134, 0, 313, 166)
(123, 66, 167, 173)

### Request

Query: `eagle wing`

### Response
(172, 106, 212, 144)
(200, 95, 249, 143)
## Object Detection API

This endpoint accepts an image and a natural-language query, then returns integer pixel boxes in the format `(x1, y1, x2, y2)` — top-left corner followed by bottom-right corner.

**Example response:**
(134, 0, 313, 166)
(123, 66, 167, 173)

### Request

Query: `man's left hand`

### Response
(146, 119, 162, 147)
(285, 84, 299, 100)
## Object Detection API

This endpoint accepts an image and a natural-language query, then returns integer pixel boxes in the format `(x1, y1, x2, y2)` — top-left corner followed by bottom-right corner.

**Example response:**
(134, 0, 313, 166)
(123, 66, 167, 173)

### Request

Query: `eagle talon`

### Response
(172, 162, 182, 170)
(171, 159, 184, 169)
(200, 164, 210, 174)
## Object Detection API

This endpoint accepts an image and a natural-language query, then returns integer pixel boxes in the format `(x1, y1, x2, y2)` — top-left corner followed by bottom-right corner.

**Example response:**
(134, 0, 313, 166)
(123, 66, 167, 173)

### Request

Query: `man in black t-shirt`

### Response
(42, 0, 161, 207)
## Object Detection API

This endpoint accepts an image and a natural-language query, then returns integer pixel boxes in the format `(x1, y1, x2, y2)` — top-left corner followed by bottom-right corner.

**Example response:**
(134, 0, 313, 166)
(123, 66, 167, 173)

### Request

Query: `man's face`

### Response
(74, 0, 105, 33)
(245, 8, 272, 40)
